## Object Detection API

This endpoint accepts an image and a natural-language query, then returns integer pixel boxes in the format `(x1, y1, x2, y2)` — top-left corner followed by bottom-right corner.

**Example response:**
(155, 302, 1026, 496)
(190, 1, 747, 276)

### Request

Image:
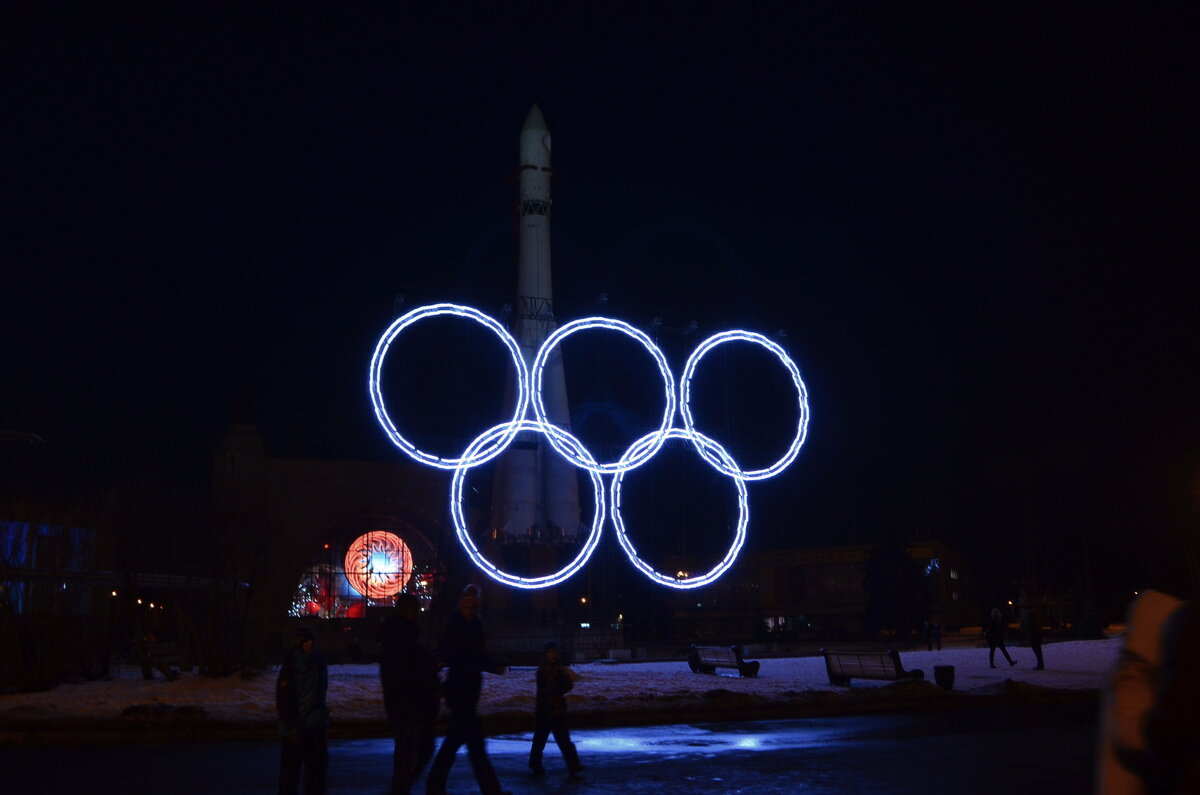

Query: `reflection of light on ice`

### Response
(489, 728, 796, 756)
(576, 737, 647, 751)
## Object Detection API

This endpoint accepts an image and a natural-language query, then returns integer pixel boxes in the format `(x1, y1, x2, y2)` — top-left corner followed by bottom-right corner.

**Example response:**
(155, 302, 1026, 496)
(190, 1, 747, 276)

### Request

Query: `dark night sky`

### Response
(3, 4, 1198, 594)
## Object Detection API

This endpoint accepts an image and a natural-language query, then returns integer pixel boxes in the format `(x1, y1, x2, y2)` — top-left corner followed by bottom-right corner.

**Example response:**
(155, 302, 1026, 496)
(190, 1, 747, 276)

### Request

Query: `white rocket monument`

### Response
(490, 105, 582, 545)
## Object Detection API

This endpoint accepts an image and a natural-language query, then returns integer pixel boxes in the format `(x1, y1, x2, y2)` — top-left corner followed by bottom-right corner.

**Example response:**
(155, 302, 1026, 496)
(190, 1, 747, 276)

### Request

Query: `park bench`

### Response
(821, 648, 923, 686)
(688, 644, 760, 678)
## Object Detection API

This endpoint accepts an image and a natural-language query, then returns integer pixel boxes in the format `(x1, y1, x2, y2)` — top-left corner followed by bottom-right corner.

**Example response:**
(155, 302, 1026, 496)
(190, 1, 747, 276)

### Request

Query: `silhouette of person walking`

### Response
(528, 640, 583, 779)
(377, 594, 439, 795)
(986, 607, 1017, 668)
(424, 585, 510, 795)
(924, 619, 942, 651)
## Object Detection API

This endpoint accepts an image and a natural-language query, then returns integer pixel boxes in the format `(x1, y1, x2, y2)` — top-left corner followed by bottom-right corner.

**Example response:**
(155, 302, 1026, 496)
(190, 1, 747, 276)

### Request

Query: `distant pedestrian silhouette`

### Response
(986, 608, 1017, 668)
(528, 641, 583, 779)
(1025, 608, 1045, 670)
(924, 619, 942, 651)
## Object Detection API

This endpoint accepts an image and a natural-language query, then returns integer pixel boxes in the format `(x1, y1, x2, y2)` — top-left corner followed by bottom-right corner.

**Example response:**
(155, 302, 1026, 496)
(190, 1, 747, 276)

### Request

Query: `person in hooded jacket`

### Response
(276, 625, 330, 795)
(377, 593, 440, 795)
(424, 585, 510, 795)
(528, 640, 583, 779)
(1142, 595, 1200, 794)
(1097, 590, 1200, 795)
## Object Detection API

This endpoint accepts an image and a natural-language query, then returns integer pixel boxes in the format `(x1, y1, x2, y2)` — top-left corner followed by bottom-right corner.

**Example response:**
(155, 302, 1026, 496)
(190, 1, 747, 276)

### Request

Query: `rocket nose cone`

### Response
(523, 104, 548, 133)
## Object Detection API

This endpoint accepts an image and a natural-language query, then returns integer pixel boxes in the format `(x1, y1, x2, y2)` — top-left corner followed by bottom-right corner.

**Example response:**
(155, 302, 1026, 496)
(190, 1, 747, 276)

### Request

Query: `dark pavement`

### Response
(1, 703, 1098, 794)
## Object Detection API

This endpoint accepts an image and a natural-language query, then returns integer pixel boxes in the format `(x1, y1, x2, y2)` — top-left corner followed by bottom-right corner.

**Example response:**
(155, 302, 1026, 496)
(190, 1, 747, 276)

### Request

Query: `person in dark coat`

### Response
(424, 585, 510, 795)
(377, 594, 439, 795)
(1025, 608, 1045, 670)
(277, 625, 330, 795)
(986, 607, 1017, 668)
(528, 640, 583, 779)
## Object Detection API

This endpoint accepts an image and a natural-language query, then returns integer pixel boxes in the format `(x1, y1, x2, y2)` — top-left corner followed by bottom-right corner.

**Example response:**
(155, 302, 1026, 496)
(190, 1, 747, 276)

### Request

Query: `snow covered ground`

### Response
(0, 638, 1121, 731)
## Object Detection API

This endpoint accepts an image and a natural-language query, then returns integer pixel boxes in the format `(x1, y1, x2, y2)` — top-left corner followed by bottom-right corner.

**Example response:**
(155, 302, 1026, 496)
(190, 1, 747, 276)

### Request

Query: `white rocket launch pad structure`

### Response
(489, 105, 582, 545)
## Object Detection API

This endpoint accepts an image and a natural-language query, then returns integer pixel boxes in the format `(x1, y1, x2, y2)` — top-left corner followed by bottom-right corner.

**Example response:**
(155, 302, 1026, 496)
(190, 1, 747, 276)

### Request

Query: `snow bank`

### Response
(0, 639, 1121, 727)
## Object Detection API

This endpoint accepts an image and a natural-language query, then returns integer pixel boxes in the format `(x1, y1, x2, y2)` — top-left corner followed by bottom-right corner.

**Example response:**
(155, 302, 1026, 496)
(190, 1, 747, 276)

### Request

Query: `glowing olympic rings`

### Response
(680, 330, 810, 480)
(368, 302, 810, 591)
(368, 303, 529, 470)
(610, 428, 749, 590)
(531, 317, 676, 475)
(450, 420, 606, 590)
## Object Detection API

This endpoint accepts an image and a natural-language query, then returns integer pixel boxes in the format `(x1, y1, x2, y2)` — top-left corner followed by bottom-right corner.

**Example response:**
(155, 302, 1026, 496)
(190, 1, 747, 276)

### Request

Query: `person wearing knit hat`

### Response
(425, 584, 510, 795)
(457, 584, 481, 615)
(276, 624, 329, 794)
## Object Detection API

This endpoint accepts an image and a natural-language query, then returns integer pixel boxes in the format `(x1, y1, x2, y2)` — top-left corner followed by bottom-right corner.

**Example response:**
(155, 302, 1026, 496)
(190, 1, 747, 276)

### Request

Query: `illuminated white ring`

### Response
(450, 419, 606, 590)
(609, 428, 749, 590)
(530, 317, 676, 475)
(368, 303, 530, 470)
(680, 330, 810, 481)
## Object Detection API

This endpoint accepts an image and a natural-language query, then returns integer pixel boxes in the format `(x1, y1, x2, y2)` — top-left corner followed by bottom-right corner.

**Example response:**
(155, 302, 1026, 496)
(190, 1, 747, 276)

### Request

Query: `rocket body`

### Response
(491, 106, 581, 542)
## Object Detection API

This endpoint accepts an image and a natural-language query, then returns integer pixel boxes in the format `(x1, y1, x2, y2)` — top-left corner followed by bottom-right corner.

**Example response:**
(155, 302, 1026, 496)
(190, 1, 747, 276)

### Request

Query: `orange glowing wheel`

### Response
(343, 531, 413, 600)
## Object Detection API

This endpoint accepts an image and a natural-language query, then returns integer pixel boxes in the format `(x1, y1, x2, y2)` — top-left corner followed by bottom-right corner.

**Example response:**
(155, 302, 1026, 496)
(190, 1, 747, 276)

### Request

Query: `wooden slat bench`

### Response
(688, 645, 760, 678)
(820, 648, 923, 686)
